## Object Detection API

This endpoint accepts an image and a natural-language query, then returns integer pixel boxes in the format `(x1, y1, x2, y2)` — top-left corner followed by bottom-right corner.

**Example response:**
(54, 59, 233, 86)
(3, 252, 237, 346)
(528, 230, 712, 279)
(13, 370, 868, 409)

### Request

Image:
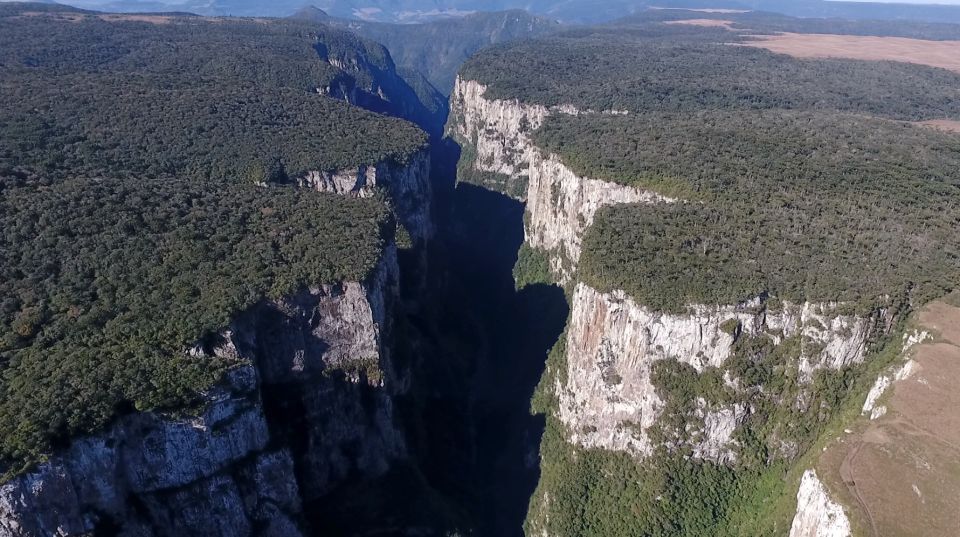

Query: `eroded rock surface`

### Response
(557, 283, 887, 458)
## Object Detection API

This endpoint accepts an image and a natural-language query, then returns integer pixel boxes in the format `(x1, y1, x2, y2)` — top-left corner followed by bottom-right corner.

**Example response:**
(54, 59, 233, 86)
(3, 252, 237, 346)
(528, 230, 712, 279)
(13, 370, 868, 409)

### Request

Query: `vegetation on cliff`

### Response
(553, 110, 960, 312)
(0, 7, 420, 472)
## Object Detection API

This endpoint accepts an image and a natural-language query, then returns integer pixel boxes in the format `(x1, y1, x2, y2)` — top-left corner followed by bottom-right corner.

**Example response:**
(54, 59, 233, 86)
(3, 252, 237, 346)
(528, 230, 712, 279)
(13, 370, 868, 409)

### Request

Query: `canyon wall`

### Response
(558, 283, 887, 460)
(449, 78, 666, 281)
(450, 77, 894, 464)
(0, 147, 431, 536)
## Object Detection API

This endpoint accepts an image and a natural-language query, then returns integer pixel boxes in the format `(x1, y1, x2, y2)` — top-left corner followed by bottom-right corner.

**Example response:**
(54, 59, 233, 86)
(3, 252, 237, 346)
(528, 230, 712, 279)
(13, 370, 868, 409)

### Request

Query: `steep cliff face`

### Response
(449, 78, 662, 281)
(557, 283, 887, 459)
(789, 471, 852, 537)
(298, 150, 434, 243)
(0, 159, 427, 536)
(318, 41, 447, 137)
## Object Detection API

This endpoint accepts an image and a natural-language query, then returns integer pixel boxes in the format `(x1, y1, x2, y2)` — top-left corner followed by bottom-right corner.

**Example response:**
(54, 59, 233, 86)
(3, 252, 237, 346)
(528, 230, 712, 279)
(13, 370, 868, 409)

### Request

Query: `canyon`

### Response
(3, 6, 960, 536)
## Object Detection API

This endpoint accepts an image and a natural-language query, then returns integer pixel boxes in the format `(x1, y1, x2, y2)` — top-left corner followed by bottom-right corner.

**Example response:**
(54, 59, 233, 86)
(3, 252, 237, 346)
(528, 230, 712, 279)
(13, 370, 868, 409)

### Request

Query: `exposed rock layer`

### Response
(789, 470, 852, 537)
(299, 150, 433, 243)
(558, 283, 888, 458)
(449, 78, 663, 281)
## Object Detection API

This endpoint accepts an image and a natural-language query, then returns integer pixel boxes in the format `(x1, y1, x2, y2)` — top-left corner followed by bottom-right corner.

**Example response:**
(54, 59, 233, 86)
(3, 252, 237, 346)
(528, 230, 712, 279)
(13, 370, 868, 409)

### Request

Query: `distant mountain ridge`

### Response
(31, 0, 960, 24)
(292, 7, 560, 93)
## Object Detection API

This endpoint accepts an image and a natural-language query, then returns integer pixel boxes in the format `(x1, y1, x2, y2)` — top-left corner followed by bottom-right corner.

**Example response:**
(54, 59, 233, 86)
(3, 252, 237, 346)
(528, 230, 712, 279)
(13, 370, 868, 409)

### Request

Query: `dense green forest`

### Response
(1, 72, 426, 183)
(538, 110, 960, 312)
(0, 173, 391, 471)
(0, 3, 443, 135)
(0, 6, 424, 473)
(461, 26, 960, 120)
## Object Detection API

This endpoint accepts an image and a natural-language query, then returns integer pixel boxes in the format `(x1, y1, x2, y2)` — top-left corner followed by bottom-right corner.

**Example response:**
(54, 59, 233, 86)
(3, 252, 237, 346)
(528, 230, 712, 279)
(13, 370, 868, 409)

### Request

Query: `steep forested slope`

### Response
(0, 5, 426, 473)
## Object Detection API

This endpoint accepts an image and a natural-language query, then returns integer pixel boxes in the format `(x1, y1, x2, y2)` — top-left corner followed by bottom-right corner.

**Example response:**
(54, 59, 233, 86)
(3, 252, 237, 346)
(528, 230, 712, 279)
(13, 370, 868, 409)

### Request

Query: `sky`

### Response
(840, 0, 960, 3)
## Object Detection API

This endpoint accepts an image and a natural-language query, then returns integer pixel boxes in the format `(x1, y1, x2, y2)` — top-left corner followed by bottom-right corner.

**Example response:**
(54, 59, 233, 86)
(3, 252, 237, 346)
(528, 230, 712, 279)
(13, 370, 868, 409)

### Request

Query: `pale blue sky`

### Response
(839, 0, 960, 3)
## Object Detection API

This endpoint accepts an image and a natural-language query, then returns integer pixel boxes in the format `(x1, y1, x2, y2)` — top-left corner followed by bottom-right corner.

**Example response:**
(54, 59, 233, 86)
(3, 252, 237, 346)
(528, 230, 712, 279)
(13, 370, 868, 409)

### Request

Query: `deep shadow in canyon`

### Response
(306, 140, 569, 535)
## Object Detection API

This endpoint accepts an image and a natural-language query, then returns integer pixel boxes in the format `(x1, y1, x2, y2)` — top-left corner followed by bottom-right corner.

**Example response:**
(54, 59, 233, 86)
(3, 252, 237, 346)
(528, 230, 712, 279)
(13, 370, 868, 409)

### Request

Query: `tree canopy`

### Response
(0, 6, 421, 472)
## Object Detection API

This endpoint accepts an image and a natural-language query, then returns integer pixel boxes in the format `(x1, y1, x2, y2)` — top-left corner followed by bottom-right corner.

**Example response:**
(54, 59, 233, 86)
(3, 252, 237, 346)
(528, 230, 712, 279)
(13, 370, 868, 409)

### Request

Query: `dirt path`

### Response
(838, 440, 880, 537)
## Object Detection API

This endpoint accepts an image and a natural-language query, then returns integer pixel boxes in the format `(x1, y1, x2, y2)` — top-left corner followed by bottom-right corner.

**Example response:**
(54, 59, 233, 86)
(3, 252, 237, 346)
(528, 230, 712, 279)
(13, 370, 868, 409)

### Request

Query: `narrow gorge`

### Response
(3, 6, 960, 537)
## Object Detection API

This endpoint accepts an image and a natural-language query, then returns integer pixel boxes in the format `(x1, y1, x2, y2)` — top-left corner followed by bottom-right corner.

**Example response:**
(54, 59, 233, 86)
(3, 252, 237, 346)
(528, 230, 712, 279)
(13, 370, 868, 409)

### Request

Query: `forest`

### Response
(544, 109, 960, 312)
(0, 7, 423, 473)
(461, 25, 960, 120)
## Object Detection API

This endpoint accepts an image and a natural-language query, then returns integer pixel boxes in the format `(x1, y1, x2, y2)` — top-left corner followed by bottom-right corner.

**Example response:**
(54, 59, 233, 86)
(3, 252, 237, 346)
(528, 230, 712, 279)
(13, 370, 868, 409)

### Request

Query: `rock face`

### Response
(318, 38, 447, 137)
(449, 77, 665, 281)
(860, 329, 927, 420)
(298, 150, 433, 244)
(557, 283, 887, 459)
(524, 153, 665, 278)
(0, 233, 411, 535)
(789, 470, 852, 537)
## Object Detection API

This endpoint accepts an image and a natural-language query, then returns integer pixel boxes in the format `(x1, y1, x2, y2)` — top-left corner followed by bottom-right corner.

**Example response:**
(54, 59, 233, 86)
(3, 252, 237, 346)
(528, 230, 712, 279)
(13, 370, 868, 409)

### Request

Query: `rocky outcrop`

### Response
(861, 329, 928, 420)
(298, 150, 433, 243)
(0, 369, 294, 537)
(556, 283, 888, 459)
(449, 77, 664, 281)
(0, 247, 407, 536)
(524, 153, 665, 278)
(789, 470, 851, 537)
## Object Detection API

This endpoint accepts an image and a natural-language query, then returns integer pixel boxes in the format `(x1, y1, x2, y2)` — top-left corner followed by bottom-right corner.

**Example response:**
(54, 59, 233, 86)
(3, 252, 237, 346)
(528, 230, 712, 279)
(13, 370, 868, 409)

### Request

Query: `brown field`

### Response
(744, 33, 960, 73)
(18, 11, 85, 22)
(651, 7, 749, 13)
(818, 299, 960, 537)
(97, 14, 174, 24)
(917, 120, 960, 134)
(17, 12, 175, 24)
(665, 19, 735, 29)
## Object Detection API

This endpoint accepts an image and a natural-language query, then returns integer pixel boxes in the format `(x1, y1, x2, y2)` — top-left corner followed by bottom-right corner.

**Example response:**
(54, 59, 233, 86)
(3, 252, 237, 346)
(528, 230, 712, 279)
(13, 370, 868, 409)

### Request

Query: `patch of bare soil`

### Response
(17, 12, 85, 22)
(819, 300, 960, 537)
(15, 12, 175, 24)
(651, 7, 749, 13)
(665, 19, 735, 30)
(97, 14, 174, 24)
(917, 120, 960, 134)
(744, 33, 960, 74)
